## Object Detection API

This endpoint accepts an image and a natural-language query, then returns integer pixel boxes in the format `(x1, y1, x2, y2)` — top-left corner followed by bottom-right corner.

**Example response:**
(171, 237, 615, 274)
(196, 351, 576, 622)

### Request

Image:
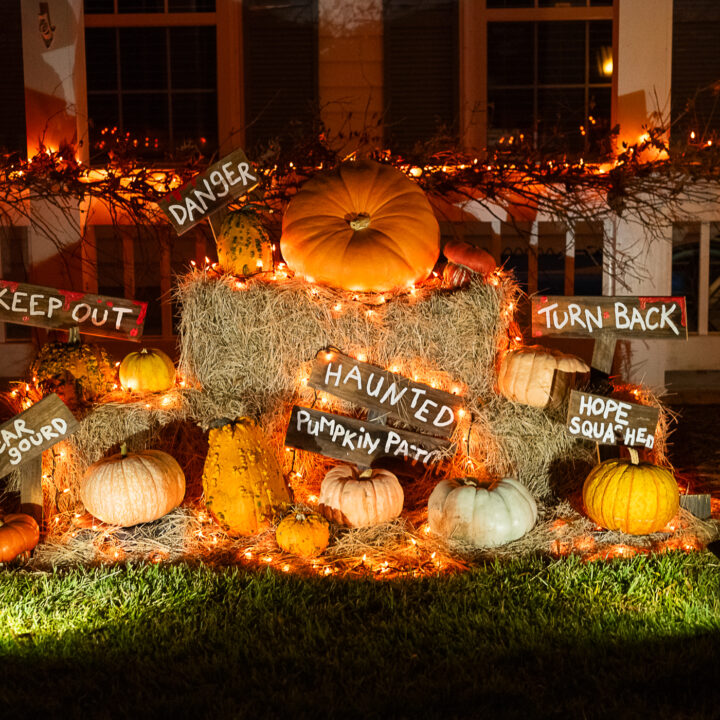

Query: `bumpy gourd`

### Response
(80, 445, 186, 526)
(216, 208, 273, 277)
(428, 476, 537, 548)
(280, 160, 440, 292)
(119, 348, 175, 392)
(31, 328, 115, 406)
(582, 449, 679, 535)
(202, 419, 291, 536)
(276, 511, 330, 557)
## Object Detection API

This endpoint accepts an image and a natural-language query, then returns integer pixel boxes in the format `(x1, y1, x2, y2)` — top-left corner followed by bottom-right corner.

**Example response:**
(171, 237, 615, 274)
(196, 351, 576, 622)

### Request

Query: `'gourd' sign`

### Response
(157, 148, 259, 235)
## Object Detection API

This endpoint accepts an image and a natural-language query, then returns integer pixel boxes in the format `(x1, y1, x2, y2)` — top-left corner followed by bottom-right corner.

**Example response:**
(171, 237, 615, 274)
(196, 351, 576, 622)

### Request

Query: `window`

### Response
(0, 227, 31, 340)
(0, 1, 26, 155)
(383, 0, 459, 152)
(243, 0, 318, 152)
(84, 2, 218, 159)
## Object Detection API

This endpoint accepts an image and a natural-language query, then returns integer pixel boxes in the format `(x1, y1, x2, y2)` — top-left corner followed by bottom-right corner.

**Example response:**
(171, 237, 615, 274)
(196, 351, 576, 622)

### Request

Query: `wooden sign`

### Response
(566, 390, 659, 448)
(308, 351, 463, 439)
(532, 296, 688, 340)
(0, 280, 147, 341)
(157, 148, 259, 235)
(0, 394, 79, 479)
(284, 406, 451, 467)
(679, 494, 712, 520)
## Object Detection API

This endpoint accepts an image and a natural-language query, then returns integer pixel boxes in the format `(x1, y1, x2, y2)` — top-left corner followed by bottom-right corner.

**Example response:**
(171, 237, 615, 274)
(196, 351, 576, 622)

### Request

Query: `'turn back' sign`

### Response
(0, 280, 147, 340)
(0, 394, 78, 479)
(531, 296, 688, 339)
(566, 390, 660, 449)
(157, 148, 259, 235)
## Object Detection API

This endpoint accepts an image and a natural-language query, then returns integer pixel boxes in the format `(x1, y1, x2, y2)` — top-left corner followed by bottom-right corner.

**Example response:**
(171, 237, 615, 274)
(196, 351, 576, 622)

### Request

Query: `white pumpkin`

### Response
(497, 345, 589, 408)
(319, 465, 404, 527)
(428, 476, 537, 547)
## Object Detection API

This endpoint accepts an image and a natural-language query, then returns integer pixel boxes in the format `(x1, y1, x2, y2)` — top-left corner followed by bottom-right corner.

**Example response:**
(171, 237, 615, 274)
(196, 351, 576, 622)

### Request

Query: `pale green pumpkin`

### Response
(216, 209, 273, 277)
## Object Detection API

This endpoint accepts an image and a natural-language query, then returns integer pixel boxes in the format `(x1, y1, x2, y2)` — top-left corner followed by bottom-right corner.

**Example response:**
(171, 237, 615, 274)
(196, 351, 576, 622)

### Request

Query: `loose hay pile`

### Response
(6, 268, 718, 572)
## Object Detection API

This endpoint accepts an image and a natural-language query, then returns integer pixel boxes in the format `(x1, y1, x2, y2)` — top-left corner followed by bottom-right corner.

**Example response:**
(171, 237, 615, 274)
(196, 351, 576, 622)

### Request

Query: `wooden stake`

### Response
(591, 334, 617, 374)
(19, 456, 43, 526)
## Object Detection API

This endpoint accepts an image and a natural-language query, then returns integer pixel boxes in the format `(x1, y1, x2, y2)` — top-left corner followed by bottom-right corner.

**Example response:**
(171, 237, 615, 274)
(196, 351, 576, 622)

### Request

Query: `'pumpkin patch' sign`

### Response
(0, 394, 78, 478)
(566, 390, 659, 448)
(0, 280, 147, 340)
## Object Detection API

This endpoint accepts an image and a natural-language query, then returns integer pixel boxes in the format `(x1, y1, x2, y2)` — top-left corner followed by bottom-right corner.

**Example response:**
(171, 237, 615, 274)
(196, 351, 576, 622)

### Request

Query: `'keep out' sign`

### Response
(157, 148, 259, 235)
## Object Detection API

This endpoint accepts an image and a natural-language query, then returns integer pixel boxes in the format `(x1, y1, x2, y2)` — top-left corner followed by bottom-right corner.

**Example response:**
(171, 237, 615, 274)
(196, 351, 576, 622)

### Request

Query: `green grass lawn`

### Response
(1, 552, 719, 719)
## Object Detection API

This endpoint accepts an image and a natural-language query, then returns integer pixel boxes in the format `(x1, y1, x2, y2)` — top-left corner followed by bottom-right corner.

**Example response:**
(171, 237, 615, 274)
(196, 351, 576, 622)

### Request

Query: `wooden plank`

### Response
(307, 350, 463, 438)
(0, 280, 147, 341)
(590, 334, 617, 374)
(157, 148, 259, 236)
(284, 406, 451, 468)
(531, 296, 688, 340)
(679, 494, 712, 520)
(566, 390, 660, 448)
(18, 456, 43, 525)
(0, 394, 79, 480)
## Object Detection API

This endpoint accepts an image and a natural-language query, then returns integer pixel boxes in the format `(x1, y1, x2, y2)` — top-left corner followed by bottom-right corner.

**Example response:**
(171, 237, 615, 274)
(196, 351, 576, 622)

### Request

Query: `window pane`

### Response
(170, 26, 216, 90)
(87, 95, 120, 144)
(95, 229, 125, 300)
(121, 92, 169, 148)
(589, 21, 613, 83)
(672, 224, 699, 333)
(574, 224, 603, 295)
(119, 27, 167, 90)
(84, 0, 114, 12)
(488, 88, 533, 142)
(86, 28, 117, 92)
(118, 0, 164, 12)
(0, 227, 31, 340)
(538, 88, 585, 149)
(488, 22, 534, 86)
(537, 227, 565, 295)
(172, 92, 217, 150)
(168, 0, 216, 10)
(537, 22, 585, 85)
(134, 228, 164, 336)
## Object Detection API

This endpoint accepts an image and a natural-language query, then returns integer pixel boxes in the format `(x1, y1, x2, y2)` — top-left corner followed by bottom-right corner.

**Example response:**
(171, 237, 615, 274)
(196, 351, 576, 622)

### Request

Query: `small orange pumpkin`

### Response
(276, 511, 330, 557)
(442, 240, 496, 288)
(0, 514, 40, 563)
(280, 160, 440, 292)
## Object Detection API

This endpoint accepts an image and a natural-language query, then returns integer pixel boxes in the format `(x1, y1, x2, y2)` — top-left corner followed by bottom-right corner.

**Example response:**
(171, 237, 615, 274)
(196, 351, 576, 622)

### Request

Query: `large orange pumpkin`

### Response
(582, 449, 679, 535)
(280, 160, 440, 292)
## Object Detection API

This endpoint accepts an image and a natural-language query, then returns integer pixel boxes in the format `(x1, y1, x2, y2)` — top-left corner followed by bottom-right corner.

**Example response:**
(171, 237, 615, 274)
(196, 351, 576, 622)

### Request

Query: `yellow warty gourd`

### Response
(202, 419, 291, 536)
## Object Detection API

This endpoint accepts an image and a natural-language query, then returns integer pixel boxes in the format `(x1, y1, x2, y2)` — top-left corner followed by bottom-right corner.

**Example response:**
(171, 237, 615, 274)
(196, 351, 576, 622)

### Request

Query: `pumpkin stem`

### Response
(628, 448, 640, 465)
(295, 512, 307, 522)
(359, 468, 373, 480)
(120, 442, 129, 458)
(349, 213, 371, 231)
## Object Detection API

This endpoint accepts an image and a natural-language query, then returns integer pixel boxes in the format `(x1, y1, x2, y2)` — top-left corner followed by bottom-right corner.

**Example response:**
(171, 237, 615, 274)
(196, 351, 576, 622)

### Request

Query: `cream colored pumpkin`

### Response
(428, 476, 537, 547)
(319, 465, 404, 527)
(497, 345, 589, 408)
(80, 445, 185, 526)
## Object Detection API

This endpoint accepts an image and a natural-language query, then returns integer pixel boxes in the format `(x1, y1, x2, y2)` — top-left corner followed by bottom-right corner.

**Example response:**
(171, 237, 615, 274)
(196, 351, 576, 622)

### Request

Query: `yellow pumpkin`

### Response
(202, 419, 291, 536)
(280, 160, 440, 292)
(119, 348, 175, 392)
(318, 465, 404, 527)
(276, 511, 330, 558)
(582, 449, 679, 535)
(80, 444, 186, 526)
(497, 345, 589, 408)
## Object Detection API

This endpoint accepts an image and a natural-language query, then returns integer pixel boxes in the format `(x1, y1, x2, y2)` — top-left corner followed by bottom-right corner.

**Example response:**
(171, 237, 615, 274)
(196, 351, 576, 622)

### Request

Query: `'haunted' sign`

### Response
(157, 148, 259, 235)
(284, 406, 451, 467)
(532, 296, 687, 339)
(308, 350, 463, 438)
(0, 280, 147, 340)
(566, 390, 660, 448)
(0, 394, 79, 479)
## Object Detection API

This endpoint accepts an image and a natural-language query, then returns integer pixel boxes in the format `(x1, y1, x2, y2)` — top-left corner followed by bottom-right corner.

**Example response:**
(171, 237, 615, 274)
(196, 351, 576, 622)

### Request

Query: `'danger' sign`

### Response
(308, 351, 463, 438)
(284, 406, 451, 467)
(0, 394, 79, 478)
(566, 390, 659, 448)
(0, 280, 147, 340)
(532, 296, 687, 339)
(157, 148, 259, 235)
